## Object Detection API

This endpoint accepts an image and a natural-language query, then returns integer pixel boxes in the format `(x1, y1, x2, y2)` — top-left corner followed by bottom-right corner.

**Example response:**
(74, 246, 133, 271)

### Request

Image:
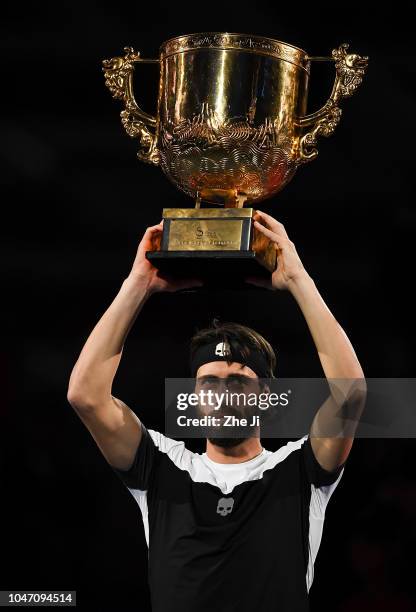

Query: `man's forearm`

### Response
(67, 275, 151, 404)
(289, 272, 366, 456)
(288, 272, 364, 380)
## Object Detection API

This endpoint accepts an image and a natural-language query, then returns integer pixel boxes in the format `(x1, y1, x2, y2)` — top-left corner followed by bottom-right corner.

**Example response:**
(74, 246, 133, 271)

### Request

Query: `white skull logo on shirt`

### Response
(217, 497, 234, 516)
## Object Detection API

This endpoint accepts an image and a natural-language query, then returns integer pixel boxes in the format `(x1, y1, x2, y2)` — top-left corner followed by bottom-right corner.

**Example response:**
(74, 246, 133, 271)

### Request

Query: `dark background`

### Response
(2, 1, 415, 610)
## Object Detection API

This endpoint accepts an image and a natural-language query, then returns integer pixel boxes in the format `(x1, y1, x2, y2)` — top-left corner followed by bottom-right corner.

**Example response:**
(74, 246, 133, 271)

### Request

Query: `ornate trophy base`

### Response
(145, 190, 276, 287)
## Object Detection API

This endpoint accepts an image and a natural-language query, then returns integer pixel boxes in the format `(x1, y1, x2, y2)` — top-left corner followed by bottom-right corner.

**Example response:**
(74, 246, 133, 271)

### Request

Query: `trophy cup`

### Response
(102, 33, 368, 282)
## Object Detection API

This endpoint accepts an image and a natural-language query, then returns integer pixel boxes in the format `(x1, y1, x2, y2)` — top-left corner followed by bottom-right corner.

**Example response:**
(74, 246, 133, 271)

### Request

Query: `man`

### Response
(67, 210, 365, 612)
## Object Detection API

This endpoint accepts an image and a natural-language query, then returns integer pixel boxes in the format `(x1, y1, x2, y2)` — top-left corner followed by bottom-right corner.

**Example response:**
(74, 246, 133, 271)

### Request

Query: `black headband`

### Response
(190, 340, 271, 379)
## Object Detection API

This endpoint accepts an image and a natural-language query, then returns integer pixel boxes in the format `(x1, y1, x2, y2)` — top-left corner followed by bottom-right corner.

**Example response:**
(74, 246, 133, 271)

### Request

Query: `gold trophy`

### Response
(102, 33, 368, 282)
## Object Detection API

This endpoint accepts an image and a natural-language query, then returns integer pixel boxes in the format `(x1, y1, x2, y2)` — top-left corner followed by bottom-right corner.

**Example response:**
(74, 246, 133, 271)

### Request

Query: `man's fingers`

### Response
(173, 277, 204, 291)
(137, 221, 164, 252)
(143, 221, 163, 236)
(244, 275, 272, 289)
(158, 272, 204, 292)
(253, 220, 286, 246)
(255, 210, 289, 238)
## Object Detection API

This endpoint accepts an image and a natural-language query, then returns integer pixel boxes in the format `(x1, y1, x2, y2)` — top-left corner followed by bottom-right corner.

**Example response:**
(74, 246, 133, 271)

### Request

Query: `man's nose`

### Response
(217, 379, 228, 393)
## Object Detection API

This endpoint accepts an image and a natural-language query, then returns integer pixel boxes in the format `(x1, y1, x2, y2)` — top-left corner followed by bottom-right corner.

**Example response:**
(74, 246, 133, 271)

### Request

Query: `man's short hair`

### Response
(190, 319, 277, 379)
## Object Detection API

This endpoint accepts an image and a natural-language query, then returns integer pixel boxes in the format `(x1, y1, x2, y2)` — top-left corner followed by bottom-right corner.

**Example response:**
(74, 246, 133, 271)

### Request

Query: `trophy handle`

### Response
(102, 46, 160, 165)
(296, 43, 368, 163)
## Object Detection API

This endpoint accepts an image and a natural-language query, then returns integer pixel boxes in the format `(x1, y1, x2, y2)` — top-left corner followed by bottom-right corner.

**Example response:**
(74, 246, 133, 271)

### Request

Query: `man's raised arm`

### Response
(247, 209, 366, 473)
(67, 221, 201, 471)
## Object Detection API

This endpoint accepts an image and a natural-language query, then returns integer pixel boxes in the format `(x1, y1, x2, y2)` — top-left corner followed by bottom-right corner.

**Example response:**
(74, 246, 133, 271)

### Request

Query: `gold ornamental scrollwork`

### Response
(102, 46, 160, 165)
(161, 33, 309, 72)
(298, 43, 368, 162)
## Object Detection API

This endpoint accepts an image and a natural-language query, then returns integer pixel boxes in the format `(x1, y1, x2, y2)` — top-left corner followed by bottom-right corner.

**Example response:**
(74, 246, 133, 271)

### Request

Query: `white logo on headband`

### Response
(215, 341, 231, 357)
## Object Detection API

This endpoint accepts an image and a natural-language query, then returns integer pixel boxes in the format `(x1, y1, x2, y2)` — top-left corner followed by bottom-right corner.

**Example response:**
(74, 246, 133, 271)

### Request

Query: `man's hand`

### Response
(129, 220, 203, 295)
(246, 210, 309, 290)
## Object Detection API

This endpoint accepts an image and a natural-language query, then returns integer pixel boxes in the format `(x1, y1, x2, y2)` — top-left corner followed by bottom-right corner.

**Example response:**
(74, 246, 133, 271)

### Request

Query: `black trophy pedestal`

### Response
(146, 250, 272, 290)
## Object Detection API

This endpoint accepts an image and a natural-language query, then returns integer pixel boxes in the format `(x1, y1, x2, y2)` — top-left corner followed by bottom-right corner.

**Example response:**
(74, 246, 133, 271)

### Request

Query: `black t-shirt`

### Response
(111, 423, 345, 612)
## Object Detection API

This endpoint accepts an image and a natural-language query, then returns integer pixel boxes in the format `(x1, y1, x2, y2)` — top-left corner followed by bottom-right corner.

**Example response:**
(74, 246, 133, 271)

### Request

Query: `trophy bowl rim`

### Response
(159, 31, 308, 57)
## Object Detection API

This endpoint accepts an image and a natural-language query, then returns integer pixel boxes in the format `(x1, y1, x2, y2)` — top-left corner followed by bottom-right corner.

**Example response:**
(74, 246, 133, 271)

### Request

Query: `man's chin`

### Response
(207, 437, 248, 448)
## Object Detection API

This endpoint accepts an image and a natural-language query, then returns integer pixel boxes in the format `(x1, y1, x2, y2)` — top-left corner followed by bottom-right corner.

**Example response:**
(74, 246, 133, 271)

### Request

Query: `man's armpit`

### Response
(302, 436, 346, 487)
(111, 422, 157, 490)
